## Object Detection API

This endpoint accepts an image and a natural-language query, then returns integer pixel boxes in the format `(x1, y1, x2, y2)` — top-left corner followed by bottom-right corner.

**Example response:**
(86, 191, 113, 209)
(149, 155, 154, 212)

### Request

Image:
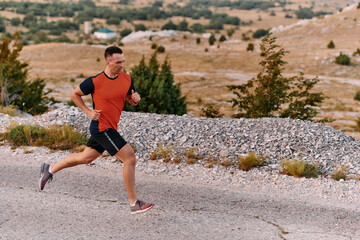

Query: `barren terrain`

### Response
(0, 0, 358, 136)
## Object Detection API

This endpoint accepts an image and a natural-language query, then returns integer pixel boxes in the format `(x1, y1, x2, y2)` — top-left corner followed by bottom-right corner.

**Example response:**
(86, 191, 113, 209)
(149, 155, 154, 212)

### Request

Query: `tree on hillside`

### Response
(177, 19, 189, 31)
(0, 33, 54, 115)
(227, 34, 326, 121)
(124, 53, 187, 115)
(161, 20, 177, 30)
(0, 33, 28, 108)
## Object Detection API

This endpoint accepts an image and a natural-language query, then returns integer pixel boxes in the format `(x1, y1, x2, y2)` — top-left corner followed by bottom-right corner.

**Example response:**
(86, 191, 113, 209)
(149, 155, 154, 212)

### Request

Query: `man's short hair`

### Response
(104, 46, 123, 59)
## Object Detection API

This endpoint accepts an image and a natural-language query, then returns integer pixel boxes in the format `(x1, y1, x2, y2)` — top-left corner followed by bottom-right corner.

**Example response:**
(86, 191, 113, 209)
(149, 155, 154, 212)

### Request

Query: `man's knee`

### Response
(115, 145, 136, 166)
(82, 156, 95, 164)
(77, 148, 99, 164)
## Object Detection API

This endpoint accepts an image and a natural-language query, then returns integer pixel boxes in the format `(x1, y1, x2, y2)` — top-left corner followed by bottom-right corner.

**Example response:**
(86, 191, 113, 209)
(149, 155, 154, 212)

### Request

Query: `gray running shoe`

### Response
(130, 200, 154, 215)
(39, 163, 53, 190)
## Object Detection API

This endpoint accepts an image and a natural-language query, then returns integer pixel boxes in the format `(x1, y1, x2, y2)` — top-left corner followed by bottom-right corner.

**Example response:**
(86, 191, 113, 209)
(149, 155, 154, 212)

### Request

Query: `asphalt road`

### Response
(0, 156, 359, 240)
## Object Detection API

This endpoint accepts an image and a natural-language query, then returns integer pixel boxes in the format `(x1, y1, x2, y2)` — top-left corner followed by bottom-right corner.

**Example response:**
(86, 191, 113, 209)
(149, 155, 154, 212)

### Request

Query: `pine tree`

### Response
(0, 32, 28, 108)
(0, 33, 54, 115)
(227, 34, 325, 121)
(125, 53, 187, 115)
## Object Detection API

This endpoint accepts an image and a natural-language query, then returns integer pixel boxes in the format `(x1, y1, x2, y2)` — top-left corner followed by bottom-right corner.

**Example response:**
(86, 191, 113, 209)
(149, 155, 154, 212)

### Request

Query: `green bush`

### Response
(6, 124, 87, 150)
(200, 104, 223, 118)
(124, 53, 187, 115)
(106, 17, 120, 25)
(161, 20, 177, 30)
(247, 43, 254, 51)
(227, 34, 326, 121)
(354, 91, 360, 101)
(335, 52, 351, 65)
(120, 28, 132, 38)
(1, 33, 54, 115)
(238, 152, 267, 171)
(327, 40, 335, 49)
(219, 35, 226, 42)
(134, 24, 147, 31)
(191, 23, 205, 33)
(227, 28, 235, 37)
(7, 125, 45, 146)
(151, 43, 158, 49)
(10, 18, 21, 26)
(157, 45, 165, 53)
(353, 48, 360, 56)
(208, 33, 215, 45)
(177, 19, 189, 31)
(252, 29, 268, 38)
(280, 159, 321, 178)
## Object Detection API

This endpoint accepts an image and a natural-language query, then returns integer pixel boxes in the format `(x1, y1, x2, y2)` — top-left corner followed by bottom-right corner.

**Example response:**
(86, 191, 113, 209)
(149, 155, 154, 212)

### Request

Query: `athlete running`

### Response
(39, 46, 154, 215)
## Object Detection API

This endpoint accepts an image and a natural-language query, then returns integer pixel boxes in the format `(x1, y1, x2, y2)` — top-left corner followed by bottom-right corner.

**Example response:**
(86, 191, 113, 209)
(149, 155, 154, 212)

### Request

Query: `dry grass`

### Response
(5, 124, 88, 150)
(185, 147, 202, 165)
(332, 164, 347, 181)
(172, 156, 181, 164)
(0, 106, 21, 116)
(185, 158, 196, 165)
(185, 148, 197, 159)
(204, 156, 218, 168)
(23, 148, 34, 154)
(280, 158, 321, 178)
(238, 152, 267, 171)
(149, 151, 158, 160)
(220, 160, 233, 168)
(149, 145, 173, 161)
(158, 145, 173, 159)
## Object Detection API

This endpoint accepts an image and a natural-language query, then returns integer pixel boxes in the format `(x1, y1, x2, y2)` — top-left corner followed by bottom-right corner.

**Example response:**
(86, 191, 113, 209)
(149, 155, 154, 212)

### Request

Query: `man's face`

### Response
(106, 53, 125, 74)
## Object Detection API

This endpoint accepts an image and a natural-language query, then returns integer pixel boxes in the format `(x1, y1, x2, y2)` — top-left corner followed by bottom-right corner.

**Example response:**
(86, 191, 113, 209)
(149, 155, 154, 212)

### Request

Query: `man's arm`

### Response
(71, 86, 101, 120)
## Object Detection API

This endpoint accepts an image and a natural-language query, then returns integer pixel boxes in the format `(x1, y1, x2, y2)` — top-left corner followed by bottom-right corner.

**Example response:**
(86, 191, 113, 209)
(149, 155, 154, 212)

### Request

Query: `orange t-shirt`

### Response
(80, 71, 135, 133)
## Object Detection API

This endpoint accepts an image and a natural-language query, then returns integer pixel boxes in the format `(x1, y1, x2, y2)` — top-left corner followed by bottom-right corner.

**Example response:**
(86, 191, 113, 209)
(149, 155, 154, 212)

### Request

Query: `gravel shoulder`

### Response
(1, 145, 360, 240)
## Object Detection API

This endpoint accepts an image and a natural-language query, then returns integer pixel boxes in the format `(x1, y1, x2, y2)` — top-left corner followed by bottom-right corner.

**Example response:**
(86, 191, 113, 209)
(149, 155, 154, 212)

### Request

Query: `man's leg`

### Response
(114, 143, 137, 204)
(51, 147, 102, 174)
(114, 143, 154, 214)
(39, 147, 101, 190)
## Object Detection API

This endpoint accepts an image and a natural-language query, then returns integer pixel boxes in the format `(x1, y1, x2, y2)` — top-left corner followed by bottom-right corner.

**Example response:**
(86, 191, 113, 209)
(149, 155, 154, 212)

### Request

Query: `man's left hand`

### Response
(131, 90, 141, 104)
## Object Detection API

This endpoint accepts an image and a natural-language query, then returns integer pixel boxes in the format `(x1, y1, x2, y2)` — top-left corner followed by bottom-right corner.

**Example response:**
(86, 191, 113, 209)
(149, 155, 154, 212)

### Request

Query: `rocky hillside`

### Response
(1, 104, 360, 176)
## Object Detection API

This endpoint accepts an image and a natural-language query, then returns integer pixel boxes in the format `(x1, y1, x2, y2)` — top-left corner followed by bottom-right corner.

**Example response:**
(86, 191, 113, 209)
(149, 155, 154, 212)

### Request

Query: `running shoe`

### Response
(39, 163, 53, 190)
(130, 200, 154, 215)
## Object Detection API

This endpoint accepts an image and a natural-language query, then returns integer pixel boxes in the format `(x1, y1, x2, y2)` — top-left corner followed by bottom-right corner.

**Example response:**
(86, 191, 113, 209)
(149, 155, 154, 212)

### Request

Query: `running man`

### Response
(39, 46, 154, 215)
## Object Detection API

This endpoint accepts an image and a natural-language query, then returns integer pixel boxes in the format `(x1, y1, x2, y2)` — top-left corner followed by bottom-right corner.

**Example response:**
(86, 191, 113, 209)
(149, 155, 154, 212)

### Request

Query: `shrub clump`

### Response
(280, 158, 321, 178)
(247, 43, 254, 52)
(238, 152, 266, 171)
(157, 45, 165, 53)
(6, 124, 88, 150)
(335, 52, 351, 65)
(252, 29, 269, 39)
(332, 164, 347, 181)
(353, 48, 360, 56)
(354, 91, 360, 101)
(327, 40, 335, 49)
(200, 104, 223, 118)
(151, 43, 157, 49)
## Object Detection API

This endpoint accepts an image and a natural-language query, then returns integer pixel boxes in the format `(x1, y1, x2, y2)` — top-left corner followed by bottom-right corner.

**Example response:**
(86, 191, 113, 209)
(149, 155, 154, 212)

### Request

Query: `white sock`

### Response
(130, 200, 138, 206)
(49, 165, 53, 175)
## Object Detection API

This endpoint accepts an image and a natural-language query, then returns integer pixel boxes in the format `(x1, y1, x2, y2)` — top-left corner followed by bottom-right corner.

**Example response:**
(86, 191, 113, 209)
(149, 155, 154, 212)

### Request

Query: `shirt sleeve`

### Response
(127, 76, 136, 95)
(79, 77, 94, 95)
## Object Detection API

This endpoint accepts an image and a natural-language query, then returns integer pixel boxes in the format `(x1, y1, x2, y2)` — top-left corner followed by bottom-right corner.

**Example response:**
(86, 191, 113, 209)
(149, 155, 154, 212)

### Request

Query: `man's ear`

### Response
(105, 56, 111, 64)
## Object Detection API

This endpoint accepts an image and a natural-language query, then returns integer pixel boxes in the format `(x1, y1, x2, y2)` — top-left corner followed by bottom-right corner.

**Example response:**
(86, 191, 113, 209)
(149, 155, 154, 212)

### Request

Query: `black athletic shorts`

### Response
(86, 128, 127, 156)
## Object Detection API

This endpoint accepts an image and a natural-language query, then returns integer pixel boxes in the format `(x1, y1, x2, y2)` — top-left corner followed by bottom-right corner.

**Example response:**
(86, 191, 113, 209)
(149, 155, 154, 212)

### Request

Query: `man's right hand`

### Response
(87, 109, 101, 121)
